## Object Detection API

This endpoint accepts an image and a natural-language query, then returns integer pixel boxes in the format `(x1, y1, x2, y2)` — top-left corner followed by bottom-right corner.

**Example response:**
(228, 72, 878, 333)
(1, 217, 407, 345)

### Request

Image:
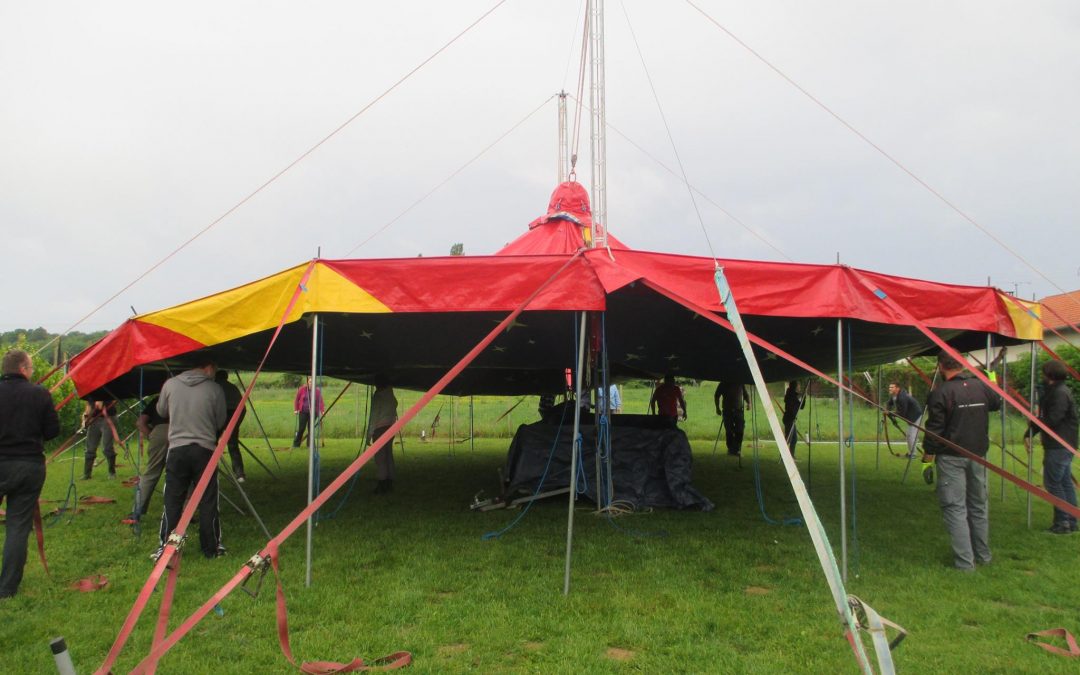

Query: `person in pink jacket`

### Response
(291, 377, 324, 448)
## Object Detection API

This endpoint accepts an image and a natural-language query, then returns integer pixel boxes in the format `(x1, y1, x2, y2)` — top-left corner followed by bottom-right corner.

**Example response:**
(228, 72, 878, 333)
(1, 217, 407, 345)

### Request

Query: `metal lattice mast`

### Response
(588, 0, 607, 247)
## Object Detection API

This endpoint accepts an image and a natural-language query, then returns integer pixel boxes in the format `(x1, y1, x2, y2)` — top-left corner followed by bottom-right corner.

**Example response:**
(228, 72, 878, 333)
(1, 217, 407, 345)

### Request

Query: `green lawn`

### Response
(3, 408, 1078, 674)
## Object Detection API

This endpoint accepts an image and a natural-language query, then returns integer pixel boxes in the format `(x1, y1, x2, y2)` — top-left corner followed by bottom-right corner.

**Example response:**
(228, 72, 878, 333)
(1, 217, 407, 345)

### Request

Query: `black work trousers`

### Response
(0, 460, 46, 597)
(158, 444, 220, 557)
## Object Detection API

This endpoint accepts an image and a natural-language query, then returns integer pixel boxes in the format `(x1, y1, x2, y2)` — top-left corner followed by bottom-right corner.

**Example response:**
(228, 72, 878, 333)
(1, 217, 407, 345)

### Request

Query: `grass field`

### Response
(2, 384, 1078, 673)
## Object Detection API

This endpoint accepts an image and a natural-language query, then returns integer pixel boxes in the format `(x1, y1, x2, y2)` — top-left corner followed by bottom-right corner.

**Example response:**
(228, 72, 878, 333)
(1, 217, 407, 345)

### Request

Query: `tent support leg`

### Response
(564, 311, 588, 596)
(238, 440, 278, 480)
(1028, 341, 1036, 528)
(305, 314, 319, 588)
(837, 319, 847, 584)
(234, 371, 282, 471)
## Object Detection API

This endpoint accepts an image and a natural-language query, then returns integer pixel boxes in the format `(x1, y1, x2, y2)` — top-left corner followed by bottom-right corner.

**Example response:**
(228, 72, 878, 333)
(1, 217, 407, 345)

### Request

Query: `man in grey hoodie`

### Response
(156, 358, 227, 560)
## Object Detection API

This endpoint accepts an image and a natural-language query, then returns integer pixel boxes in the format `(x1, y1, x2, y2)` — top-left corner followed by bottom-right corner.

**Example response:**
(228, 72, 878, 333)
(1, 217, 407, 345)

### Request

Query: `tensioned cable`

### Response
(561, 0, 588, 90)
(567, 93, 792, 261)
(33, 0, 510, 359)
(343, 94, 556, 256)
(684, 0, 1080, 309)
(569, 5, 592, 173)
(620, 1, 716, 262)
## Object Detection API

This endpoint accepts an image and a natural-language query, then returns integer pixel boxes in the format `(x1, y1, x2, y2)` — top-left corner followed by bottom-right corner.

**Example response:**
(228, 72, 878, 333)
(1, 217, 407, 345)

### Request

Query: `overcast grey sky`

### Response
(2, 1, 1077, 333)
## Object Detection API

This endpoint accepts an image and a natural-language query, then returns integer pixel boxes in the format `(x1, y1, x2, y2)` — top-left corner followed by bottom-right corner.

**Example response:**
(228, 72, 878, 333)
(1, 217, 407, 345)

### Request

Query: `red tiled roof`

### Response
(1039, 290, 1080, 331)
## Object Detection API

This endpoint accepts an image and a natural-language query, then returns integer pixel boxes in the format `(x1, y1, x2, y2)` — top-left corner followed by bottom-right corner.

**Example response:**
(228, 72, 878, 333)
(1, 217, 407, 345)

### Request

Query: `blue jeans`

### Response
(1043, 448, 1077, 528)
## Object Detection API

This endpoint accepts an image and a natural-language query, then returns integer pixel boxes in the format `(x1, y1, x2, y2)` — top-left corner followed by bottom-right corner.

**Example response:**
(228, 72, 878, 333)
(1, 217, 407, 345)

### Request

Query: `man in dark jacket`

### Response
(215, 370, 246, 483)
(923, 351, 1001, 570)
(887, 382, 924, 458)
(0, 349, 60, 598)
(1025, 360, 1078, 534)
(714, 380, 750, 456)
(156, 358, 227, 560)
(782, 380, 805, 453)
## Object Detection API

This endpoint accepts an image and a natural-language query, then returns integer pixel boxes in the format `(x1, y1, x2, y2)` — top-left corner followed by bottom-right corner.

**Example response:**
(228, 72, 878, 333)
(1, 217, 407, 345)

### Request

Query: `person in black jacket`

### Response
(1025, 360, 1078, 534)
(923, 351, 1000, 570)
(0, 349, 60, 598)
(887, 382, 924, 458)
(782, 381, 805, 453)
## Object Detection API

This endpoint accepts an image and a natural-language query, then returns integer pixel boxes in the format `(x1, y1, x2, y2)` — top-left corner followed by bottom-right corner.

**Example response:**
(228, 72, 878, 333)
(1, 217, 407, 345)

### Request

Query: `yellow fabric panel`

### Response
(305, 263, 391, 315)
(1001, 294, 1043, 341)
(138, 262, 390, 347)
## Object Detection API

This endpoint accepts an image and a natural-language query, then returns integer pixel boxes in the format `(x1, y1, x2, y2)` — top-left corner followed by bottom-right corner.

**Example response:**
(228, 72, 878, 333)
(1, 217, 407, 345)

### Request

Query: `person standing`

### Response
(292, 377, 324, 449)
(596, 384, 621, 415)
(215, 370, 246, 482)
(887, 382, 924, 459)
(368, 376, 398, 494)
(1024, 360, 1078, 534)
(714, 380, 750, 456)
(156, 358, 227, 560)
(0, 349, 60, 598)
(131, 394, 168, 520)
(923, 351, 1000, 570)
(782, 380, 805, 453)
(649, 374, 686, 427)
(82, 393, 118, 479)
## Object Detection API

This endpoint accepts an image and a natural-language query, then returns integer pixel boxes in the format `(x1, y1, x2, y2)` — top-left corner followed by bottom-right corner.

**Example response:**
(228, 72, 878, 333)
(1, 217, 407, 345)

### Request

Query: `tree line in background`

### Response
(0, 327, 109, 364)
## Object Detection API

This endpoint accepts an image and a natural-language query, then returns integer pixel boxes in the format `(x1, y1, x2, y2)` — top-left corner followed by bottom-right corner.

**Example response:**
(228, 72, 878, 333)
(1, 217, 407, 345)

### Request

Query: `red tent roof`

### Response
(67, 183, 1041, 397)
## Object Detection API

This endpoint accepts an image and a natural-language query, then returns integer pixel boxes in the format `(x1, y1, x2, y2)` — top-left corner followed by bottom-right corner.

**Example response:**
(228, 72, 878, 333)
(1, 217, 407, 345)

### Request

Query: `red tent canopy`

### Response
(67, 182, 1040, 397)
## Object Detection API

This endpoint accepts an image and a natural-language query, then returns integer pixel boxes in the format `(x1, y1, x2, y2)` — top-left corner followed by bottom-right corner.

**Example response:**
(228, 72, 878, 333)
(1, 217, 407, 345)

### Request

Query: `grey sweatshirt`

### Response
(157, 369, 226, 450)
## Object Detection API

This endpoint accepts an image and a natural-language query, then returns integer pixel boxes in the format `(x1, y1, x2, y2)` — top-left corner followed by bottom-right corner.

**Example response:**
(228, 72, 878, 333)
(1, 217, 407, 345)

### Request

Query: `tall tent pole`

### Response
(564, 311, 589, 595)
(305, 314, 318, 587)
(837, 319, 847, 583)
(558, 91, 569, 182)
(1000, 350, 1007, 500)
(985, 334, 993, 507)
(1028, 340, 1036, 527)
(875, 364, 882, 469)
(588, 0, 608, 247)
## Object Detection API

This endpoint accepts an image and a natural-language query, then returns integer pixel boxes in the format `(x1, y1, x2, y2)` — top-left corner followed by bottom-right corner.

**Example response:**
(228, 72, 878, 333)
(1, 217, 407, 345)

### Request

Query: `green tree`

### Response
(449, 243, 464, 256)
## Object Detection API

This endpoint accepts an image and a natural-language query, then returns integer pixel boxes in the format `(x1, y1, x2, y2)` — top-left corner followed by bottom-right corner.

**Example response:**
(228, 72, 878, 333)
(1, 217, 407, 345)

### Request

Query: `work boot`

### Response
(106, 455, 117, 475)
(82, 457, 94, 480)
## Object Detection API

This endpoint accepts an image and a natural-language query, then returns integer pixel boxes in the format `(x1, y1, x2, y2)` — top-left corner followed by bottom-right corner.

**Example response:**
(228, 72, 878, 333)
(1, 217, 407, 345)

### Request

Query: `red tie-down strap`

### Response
(97, 260, 321, 675)
(70, 575, 109, 592)
(642, 277, 1080, 523)
(32, 502, 50, 577)
(848, 270, 1080, 461)
(112, 252, 587, 674)
(79, 495, 117, 505)
(269, 546, 413, 673)
(1026, 628, 1080, 658)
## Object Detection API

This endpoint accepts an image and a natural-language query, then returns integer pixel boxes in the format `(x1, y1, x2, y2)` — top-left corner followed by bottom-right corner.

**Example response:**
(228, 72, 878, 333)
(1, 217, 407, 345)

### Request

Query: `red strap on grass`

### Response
(120, 252, 586, 674)
(1026, 628, 1080, 658)
(32, 502, 50, 577)
(270, 548, 412, 673)
(71, 575, 109, 592)
(79, 495, 117, 505)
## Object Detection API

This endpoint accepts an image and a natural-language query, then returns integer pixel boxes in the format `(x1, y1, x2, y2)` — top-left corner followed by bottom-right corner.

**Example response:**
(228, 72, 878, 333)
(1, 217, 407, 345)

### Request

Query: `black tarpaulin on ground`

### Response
(504, 415, 714, 511)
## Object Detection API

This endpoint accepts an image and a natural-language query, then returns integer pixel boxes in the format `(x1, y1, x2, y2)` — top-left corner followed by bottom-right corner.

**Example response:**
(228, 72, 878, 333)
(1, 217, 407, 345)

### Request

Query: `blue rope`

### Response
(482, 404, 570, 541)
(751, 390, 801, 526)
